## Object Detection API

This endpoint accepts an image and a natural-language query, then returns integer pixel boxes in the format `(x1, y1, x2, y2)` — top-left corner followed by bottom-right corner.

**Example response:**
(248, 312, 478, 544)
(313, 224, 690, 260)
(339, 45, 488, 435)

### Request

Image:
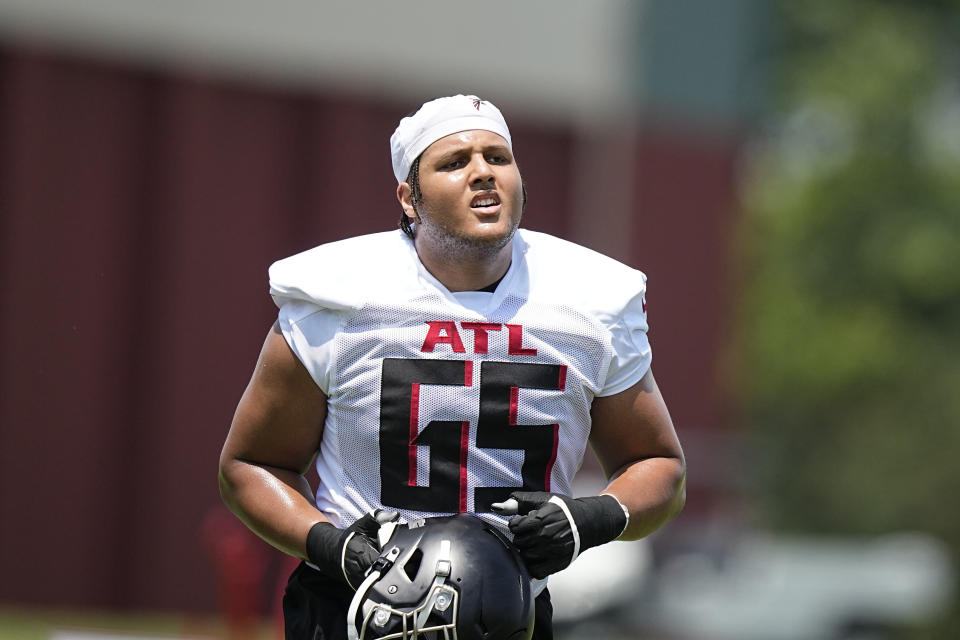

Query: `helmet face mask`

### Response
(347, 514, 534, 640)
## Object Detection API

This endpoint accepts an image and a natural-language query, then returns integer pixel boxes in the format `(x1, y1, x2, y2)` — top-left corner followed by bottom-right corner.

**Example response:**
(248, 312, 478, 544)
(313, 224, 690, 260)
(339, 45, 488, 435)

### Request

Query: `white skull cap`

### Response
(390, 94, 512, 183)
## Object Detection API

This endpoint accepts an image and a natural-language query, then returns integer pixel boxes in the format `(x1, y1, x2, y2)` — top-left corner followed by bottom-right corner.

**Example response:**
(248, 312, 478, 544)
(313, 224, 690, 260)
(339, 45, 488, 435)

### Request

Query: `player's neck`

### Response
(415, 239, 513, 293)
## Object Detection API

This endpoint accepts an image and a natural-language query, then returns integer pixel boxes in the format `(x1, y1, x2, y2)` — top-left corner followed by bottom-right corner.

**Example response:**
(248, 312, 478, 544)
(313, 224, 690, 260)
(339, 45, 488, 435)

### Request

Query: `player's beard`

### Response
(412, 202, 521, 262)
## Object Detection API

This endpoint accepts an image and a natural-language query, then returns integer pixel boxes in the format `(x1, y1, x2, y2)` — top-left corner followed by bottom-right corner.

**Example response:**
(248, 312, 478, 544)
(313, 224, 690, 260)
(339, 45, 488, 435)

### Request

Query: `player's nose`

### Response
(469, 154, 495, 185)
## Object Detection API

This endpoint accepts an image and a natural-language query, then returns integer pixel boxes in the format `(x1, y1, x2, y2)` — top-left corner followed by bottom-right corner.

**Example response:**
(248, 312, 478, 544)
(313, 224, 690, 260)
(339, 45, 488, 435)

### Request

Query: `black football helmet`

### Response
(346, 513, 534, 640)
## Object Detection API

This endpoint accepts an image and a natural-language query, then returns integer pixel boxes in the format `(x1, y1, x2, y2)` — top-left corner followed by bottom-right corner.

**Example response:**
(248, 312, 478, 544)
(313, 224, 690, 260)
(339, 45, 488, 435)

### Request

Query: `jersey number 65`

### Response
(379, 357, 566, 514)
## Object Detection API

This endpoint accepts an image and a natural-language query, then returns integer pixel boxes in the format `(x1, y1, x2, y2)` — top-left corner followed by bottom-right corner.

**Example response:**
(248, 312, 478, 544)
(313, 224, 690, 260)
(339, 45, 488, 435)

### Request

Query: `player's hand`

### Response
(306, 509, 399, 589)
(492, 491, 627, 579)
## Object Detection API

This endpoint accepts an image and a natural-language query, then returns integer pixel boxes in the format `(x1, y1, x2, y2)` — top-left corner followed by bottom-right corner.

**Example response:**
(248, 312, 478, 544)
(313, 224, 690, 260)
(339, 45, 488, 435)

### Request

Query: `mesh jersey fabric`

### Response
(268, 229, 651, 531)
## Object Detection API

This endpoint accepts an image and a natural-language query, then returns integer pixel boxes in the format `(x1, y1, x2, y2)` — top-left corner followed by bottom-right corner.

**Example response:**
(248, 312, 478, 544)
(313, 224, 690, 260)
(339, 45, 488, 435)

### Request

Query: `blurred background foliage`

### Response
(733, 0, 960, 635)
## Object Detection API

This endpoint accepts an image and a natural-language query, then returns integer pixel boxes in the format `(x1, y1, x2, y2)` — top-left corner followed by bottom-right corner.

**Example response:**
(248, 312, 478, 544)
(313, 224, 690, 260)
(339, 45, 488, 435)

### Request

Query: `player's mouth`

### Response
(470, 191, 501, 215)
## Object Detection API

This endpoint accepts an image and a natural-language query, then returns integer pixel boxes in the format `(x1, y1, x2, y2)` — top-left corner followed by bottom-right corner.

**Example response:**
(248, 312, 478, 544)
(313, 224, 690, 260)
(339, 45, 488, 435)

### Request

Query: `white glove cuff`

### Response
(548, 495, 581, 565)
(341, 531, 357, 588)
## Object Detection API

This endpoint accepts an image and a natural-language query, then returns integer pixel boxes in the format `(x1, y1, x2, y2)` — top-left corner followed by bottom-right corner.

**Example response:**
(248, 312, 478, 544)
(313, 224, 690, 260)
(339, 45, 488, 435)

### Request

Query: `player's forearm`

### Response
(218, 459, 327, 559)
(603, 455, 686, 540)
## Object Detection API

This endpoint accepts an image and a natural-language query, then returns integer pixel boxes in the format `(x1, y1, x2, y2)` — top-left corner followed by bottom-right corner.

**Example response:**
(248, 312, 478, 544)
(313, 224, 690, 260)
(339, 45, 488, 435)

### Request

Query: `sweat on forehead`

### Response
(390, 95, 513, 183)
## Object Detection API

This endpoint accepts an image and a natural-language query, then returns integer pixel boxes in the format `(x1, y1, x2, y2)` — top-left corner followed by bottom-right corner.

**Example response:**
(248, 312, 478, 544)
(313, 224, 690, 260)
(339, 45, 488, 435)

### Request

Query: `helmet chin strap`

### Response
(347, 546, 402, 640)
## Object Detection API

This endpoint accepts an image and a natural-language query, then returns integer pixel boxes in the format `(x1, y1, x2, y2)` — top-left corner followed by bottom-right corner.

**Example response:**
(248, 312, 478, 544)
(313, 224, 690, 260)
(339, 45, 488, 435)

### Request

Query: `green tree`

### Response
(733, 1, 960, 635)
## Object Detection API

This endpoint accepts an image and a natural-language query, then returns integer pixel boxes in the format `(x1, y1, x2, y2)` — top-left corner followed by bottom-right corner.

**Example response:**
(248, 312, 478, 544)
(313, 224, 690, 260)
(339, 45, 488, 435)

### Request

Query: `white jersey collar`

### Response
(404, 231, 528, 317)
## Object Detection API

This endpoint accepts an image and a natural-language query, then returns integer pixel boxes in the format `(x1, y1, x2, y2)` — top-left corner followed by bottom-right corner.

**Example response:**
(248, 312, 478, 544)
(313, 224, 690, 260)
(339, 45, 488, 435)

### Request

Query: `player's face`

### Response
(407, 129, 524, 259)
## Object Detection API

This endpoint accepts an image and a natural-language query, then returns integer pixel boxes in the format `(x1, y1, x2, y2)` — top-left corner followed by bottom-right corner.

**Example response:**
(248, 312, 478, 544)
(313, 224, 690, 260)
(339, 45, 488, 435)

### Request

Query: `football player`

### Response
(219, 94, 686, 640)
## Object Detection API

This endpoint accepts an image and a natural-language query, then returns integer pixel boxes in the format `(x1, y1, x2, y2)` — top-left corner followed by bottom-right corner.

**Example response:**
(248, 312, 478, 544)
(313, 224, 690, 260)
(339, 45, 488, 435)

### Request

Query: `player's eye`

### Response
(485, 150, 512, 164)
(440, 158, 466, 170)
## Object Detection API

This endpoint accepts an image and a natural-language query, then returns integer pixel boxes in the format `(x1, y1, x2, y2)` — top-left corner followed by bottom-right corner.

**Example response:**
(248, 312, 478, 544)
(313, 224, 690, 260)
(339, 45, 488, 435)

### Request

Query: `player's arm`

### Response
(218, 321, 328, 560)
(589, 367, 686, 540)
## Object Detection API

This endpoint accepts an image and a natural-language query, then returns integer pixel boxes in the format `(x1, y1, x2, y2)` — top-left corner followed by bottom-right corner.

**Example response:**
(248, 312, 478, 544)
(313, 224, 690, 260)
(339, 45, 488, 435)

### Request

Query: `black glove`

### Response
(305, 510, 398, 589)
(492, 491, 627, 579)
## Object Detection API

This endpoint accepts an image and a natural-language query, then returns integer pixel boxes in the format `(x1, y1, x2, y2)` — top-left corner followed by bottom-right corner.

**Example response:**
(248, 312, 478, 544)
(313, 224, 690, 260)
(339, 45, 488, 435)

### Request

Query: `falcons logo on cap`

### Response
(472, 97, 483, 110)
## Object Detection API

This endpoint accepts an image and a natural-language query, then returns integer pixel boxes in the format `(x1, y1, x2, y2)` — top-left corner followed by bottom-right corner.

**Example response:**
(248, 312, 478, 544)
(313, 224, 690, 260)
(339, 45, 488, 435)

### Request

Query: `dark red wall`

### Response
(0, 45, 738, 614)
(632, 126, 740, 427)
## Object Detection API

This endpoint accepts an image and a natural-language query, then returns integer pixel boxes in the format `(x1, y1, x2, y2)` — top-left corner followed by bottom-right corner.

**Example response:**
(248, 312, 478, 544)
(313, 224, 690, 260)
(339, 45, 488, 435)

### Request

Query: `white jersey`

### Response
(269, 229, 651, 530)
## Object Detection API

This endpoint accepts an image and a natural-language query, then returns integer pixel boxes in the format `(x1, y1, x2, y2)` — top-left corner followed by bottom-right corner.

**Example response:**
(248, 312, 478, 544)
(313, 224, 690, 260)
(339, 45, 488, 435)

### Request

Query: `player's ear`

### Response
(397, 182, 417, 220)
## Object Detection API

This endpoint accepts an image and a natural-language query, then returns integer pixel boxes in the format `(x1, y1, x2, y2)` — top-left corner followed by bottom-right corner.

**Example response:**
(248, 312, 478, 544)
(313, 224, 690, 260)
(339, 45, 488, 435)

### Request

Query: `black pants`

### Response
(283, 561, 553, 640)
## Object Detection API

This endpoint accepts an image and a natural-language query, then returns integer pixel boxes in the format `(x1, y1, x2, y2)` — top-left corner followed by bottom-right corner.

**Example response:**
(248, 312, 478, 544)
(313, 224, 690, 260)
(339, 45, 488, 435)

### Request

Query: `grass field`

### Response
(0, 608, 643, 640)
(0, 608, 276, 640)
